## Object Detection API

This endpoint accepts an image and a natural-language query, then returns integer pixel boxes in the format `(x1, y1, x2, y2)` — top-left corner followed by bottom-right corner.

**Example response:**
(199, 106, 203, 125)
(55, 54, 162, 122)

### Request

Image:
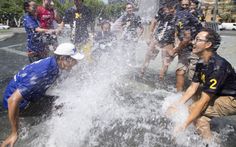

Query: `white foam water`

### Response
(15, 40, 212, 147)
(15, 5, 236, 146)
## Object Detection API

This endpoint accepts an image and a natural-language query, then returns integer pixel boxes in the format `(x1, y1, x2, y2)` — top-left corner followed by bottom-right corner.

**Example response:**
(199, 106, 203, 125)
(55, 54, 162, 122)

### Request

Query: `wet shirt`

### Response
(175, 9, 202, 41)
(94, 31, 116, 44)
(3, 57, 59, 109)
(155, 14, 175, 45)
(37, 6, 55, 29)
(154, 8, 167, 36)
(63, 5, 92, 44)
(192, 53, 236, 97)
(121, 13, 142, 39)
(154, 7, 165, 23)
(23, 13, 44, 53)
(93, 31, 116, 53)
(191, 9, 205, 23)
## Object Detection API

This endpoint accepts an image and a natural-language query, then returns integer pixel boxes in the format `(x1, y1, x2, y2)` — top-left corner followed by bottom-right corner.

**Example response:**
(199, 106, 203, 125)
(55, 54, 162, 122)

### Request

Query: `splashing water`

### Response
(12, 2, 236, 147)
(14, 36, 225, 147)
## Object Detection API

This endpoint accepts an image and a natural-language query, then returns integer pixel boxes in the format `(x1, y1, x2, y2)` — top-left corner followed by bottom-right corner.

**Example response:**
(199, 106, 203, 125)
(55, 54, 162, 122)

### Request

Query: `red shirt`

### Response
(37, 6, 55, 29)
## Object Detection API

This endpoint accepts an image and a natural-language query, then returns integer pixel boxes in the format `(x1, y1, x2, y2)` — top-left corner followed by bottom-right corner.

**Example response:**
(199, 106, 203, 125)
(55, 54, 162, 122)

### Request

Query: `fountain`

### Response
(1, 1, 236, 147)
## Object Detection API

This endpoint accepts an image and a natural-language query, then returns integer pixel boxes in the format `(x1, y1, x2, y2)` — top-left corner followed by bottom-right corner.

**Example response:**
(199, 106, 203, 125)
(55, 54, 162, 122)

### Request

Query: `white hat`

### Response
(54, 43, 84, 60)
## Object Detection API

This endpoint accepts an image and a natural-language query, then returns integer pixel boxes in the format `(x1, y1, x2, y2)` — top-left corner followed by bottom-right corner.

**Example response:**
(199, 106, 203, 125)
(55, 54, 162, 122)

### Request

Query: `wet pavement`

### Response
(0, 32, 28, 99)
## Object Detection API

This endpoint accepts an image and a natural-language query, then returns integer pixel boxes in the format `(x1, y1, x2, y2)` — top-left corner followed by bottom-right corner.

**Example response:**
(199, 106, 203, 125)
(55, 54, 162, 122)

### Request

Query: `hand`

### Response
(1, 132, 18, 147)
(173, 124, 186, 136)
(168, 48, 177, 57)
(55, 29, 62, 35)
(165, 105, 178, 117)
(46, 29, 56, 35)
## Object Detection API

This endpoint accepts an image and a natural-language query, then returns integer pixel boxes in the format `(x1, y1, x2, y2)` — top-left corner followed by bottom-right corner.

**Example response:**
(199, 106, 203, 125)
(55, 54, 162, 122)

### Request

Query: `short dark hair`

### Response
(179, 0, 190, 4)
(101, 20, 111, 28)
(23, 0, 31, 12)
(126, 2, 134, 7)
(191, 0, 199, 5)
(55, 55, 73, 61)
(202, 28, 221, 51)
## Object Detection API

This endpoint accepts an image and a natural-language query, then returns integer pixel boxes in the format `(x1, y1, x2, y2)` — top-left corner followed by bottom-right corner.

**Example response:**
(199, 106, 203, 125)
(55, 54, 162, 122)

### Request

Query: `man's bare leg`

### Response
(140, 39, 159, 77)
(159, 44, 174, 80)
(176, 69, 185, 92)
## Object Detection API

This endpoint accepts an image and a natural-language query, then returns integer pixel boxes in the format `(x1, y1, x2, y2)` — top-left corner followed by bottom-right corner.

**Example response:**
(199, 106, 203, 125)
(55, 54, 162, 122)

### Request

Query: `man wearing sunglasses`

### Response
(1, 43, 84, 147)
(166, 28, 236, 142)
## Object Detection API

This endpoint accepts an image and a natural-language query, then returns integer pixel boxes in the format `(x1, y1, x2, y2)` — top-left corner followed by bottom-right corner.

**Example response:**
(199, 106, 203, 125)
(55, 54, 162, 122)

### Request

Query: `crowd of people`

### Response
(1, 0, 236, 146)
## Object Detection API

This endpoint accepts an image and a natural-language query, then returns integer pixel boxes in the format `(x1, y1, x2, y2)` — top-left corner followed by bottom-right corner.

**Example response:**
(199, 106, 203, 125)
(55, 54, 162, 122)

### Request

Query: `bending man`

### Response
(1, 43, 84, 147)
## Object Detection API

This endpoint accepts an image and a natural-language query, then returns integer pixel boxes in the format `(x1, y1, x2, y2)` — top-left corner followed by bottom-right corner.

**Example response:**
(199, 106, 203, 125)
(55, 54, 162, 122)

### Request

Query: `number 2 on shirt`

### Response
(210, 79, 217, 89)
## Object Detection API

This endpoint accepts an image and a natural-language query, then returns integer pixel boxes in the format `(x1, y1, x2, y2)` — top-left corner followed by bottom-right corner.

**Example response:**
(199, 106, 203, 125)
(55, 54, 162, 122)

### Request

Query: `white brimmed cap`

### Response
(54, 43, 84, 60)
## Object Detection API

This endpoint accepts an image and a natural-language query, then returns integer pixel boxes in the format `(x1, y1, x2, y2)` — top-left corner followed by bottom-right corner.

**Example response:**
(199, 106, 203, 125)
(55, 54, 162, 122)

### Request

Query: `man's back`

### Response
(121, 13, 142, 31)
(63, 5, 92, 43)
(3, 57, 59, 109)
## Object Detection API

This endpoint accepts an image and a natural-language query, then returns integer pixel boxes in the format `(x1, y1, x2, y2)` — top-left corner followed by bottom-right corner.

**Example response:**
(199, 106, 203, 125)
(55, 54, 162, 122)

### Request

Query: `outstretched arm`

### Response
(1, 89, 23, 147)
(168, 30, 191, 57)
(181, 92, 211, 130)
(174, 30, 191, 53)
(166, 82, 199, 116)
(178, 82, 200, 104)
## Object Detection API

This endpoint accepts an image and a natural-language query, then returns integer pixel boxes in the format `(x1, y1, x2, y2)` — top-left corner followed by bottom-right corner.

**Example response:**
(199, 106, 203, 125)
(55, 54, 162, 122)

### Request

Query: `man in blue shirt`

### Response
(1, 43, 84, 147)
(23, 0, 56, 63)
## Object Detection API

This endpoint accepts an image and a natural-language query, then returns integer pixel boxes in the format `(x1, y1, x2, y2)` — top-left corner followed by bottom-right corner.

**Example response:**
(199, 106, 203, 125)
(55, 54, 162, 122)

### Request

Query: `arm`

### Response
(146, 18, 158, 44)
(168, 30, 191, 57)
(149, 18, 157, 34)
(35, 27, 56, 35)
(54, 9, 64, 34)
(166, 82, 199, 115)
(1, 90, 23, 147)
(138, 25, 144, 39)
(181, 92, 211, 129)
(174, 30, 191, 53)
(35, 27, 51, 33)
(178, 82, 200, 104)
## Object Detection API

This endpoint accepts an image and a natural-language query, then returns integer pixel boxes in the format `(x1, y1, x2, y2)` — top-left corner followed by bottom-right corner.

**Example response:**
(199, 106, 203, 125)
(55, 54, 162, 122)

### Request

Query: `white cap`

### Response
(54, 43, 84, 60)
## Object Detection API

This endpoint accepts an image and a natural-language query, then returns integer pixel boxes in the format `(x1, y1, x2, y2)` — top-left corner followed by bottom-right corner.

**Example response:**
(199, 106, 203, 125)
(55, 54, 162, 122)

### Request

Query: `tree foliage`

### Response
(0, 0, 24, 26)
(0, 0, 126, 26)
(218, 2, 236, 22)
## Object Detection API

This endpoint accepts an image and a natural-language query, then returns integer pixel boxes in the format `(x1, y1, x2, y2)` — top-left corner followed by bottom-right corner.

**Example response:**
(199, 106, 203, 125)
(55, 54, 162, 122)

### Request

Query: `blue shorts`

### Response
(3, 79, 29, 110)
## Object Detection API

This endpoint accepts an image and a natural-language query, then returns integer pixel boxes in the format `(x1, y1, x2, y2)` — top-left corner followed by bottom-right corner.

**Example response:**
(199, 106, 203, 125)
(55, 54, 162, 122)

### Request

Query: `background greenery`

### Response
(0, 0, 125, 27)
